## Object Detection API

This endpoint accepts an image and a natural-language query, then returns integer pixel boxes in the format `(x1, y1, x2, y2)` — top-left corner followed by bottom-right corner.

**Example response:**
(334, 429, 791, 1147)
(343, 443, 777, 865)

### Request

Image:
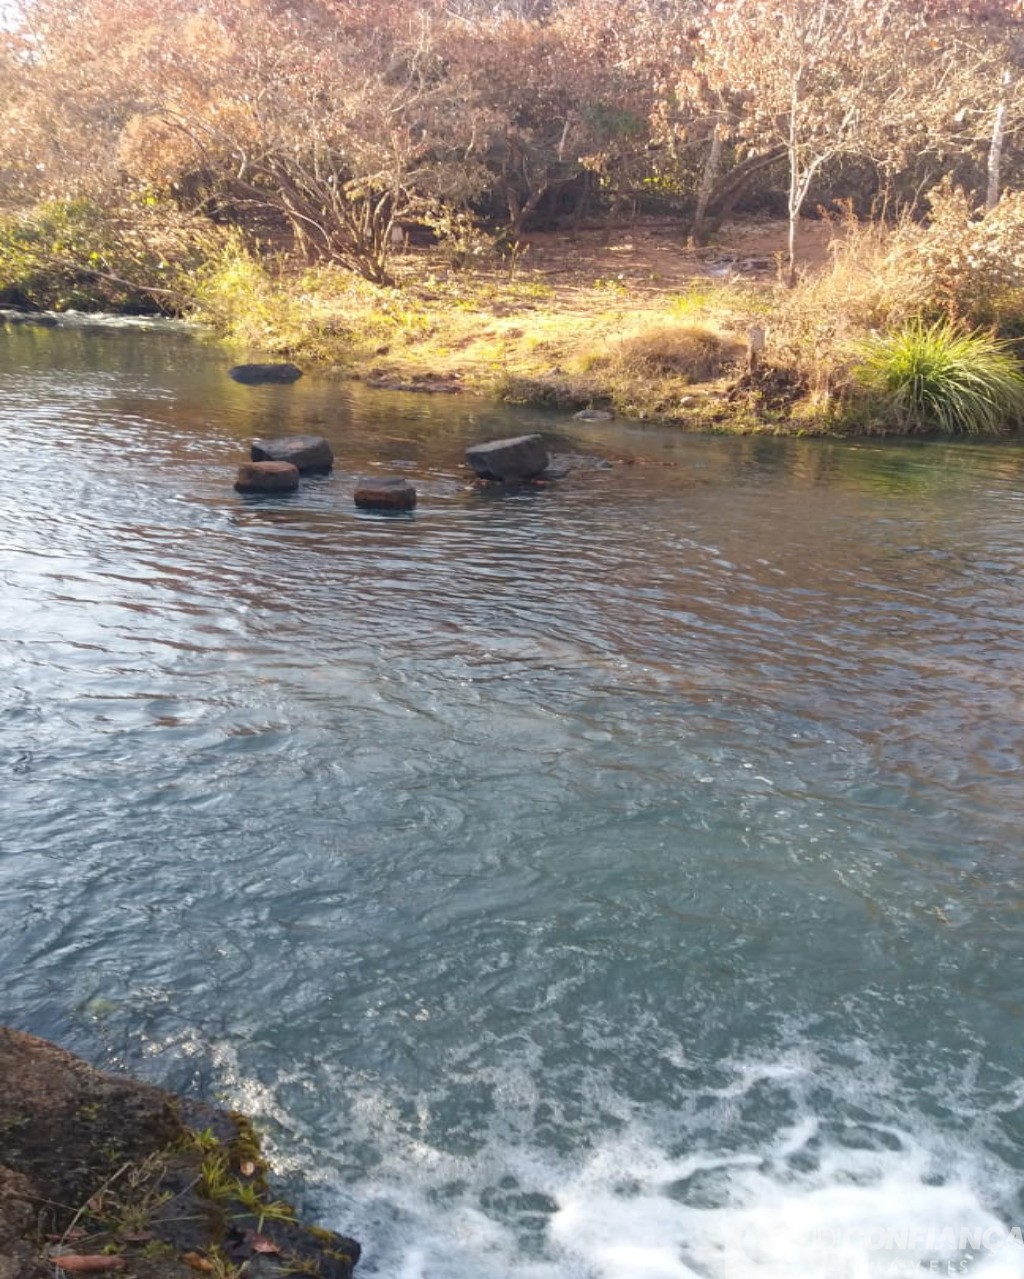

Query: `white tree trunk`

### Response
(986, 70, 1012, 212)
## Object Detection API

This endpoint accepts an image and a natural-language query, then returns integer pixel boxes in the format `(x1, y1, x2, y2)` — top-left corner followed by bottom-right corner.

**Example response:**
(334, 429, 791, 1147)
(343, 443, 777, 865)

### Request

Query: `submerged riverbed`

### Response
(3, 322, 1024, 1279)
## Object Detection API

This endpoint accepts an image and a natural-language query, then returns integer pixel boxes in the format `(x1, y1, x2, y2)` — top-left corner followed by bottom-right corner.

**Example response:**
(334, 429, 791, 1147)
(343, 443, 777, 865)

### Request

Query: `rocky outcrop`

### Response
(354, 477, 418, 511)
(0, 1166, 47, 1279)
(234, 461, 300, 493)
(228, 363, 304, 385)
(465, 434, 549, 482)
(0, 1026, 360, 1279)
(251, 435, 334, 472)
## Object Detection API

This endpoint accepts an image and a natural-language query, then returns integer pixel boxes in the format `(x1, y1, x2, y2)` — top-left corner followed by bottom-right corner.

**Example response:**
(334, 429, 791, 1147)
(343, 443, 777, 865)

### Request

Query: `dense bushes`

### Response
(0, 197, 229, 313)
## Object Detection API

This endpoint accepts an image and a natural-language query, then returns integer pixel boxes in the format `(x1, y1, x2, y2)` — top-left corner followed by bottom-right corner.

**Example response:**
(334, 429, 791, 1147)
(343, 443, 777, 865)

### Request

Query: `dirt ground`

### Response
(395, 215, 841, 296)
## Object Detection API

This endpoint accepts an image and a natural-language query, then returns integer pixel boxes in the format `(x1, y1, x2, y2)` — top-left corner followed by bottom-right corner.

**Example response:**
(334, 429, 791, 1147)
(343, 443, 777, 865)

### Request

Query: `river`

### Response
(3, 319, 1024, 1279)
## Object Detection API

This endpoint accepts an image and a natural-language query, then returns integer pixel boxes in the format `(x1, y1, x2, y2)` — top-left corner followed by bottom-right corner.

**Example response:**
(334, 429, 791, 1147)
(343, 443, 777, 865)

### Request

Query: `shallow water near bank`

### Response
(3, 321, 1024, 1279)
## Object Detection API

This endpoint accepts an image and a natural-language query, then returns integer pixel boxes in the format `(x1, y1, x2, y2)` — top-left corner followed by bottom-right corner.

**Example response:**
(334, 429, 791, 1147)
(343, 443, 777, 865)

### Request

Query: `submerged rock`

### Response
(466, 433, 549, 482)
(234, 460, 300, 493)
(0, 1026, 360, 1279)
(354, 476, 417, 511)
(228, 362, 303, 385)
(252, 434, 334, 472)
(365, 371, 462, 394)
(0, 309, 59, 328)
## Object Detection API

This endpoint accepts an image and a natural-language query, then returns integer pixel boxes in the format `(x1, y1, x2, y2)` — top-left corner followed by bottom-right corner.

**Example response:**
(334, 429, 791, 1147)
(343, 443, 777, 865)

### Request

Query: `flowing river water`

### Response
(3, 319, 1024, 1279)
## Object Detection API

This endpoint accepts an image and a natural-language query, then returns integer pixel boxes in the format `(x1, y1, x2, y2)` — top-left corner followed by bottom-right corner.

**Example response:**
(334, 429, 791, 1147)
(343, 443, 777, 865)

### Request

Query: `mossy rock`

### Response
(0, 1027, 360, 1278)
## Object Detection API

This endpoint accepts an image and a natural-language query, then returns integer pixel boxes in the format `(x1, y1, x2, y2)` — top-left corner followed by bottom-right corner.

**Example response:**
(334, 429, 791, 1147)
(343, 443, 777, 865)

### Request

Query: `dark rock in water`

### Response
(0, 1025, 360, 1279)
(466, 433, 549, 482)
(228, 362, 303, 385)
(251, 434, 334, 472)
(354, 476, 417, 511)
(234, 460, 300, 493)
(573, 408, 614, 422)
(0, 309, 59, 328)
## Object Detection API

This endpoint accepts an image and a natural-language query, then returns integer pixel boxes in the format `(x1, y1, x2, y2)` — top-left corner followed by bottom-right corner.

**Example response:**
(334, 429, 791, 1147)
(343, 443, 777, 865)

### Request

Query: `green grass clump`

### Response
(852, 320, 1024, 435)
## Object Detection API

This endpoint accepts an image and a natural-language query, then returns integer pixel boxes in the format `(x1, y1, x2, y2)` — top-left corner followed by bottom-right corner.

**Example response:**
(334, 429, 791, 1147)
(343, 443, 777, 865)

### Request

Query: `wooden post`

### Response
(747, 325, 766, 375)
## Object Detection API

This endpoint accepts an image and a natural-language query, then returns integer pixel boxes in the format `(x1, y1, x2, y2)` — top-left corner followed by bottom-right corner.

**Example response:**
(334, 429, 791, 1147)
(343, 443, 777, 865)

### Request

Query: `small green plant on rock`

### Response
(199, 1150, 236, 1203)
(852, 319, 1024, 435)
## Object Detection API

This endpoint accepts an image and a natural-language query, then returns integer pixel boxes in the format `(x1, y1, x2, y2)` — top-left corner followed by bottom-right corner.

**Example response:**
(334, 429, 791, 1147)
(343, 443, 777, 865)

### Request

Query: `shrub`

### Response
(188, 236, 280, 333)
(0, 196, 228, 313)
(910, 181, 1024, 329)
(851, 320, 1024, 436)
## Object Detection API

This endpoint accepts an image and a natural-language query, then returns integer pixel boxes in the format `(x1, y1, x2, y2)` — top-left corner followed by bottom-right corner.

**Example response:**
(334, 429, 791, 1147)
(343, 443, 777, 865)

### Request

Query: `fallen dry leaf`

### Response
(53, 1258, 127, 1273)
(183, 1253, 214, 1273)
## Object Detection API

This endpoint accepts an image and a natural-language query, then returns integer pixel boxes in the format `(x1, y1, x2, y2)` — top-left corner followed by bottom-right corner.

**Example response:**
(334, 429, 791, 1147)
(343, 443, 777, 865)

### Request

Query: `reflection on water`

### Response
(3, 323, 1024, 1279)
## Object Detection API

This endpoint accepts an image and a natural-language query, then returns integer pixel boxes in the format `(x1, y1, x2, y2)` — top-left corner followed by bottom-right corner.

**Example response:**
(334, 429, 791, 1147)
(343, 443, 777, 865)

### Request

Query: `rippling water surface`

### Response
(4, 322, 1024, 1278)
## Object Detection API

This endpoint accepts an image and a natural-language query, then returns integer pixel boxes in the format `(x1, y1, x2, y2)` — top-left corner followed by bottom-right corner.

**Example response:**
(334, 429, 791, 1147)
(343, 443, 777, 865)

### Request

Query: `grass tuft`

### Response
(851, 320, 1024, 436)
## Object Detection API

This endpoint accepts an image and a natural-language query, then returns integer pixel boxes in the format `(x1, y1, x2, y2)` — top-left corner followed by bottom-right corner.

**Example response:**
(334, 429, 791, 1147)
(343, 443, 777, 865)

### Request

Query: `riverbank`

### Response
(190, 218, 840, 435)
(6, 204, 1024, 437)
(0, 1027, 359, 1279)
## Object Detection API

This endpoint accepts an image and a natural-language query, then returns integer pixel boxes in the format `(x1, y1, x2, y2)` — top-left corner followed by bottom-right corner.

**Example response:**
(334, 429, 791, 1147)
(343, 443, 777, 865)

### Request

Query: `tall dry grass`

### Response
(764, 191, 1024, 421)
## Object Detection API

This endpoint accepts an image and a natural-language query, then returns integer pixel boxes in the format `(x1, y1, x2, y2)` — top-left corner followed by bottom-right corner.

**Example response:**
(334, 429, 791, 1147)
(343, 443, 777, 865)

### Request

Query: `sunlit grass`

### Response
(852, 320, 1024, 435)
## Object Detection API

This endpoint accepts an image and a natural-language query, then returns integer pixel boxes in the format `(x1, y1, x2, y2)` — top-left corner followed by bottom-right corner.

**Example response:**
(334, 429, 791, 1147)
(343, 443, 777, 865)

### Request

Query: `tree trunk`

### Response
(986, 69, 1013, 212)
(693, 147, 786, 241)
(786, 90, 800, 288)
(690, 119, 723, 247)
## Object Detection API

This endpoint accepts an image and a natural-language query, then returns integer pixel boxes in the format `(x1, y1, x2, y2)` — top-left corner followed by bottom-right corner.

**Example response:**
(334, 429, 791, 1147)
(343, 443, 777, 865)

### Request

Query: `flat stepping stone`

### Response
(465, 433, 549, 482)
(234, 461, 300, 493)
(228, 362, 303, 384)
(251, 435, 333, 472)
(354, 477, 417, 511)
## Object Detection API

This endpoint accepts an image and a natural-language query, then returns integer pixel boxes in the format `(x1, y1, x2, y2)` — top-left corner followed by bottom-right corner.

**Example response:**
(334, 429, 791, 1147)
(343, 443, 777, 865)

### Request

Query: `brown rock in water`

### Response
(251, 435, 333, 472)
(465, 434, 549, 482)
(0, 1026, 361, 1279)
(234, 461, 300, 493)
(354, 477, 417, 511)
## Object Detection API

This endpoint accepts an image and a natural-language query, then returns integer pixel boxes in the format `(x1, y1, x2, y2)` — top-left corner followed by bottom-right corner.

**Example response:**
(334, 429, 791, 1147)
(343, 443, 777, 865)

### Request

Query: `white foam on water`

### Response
(547, 1123, 1024, 1279)
(175, 1032, 1024, 1279)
